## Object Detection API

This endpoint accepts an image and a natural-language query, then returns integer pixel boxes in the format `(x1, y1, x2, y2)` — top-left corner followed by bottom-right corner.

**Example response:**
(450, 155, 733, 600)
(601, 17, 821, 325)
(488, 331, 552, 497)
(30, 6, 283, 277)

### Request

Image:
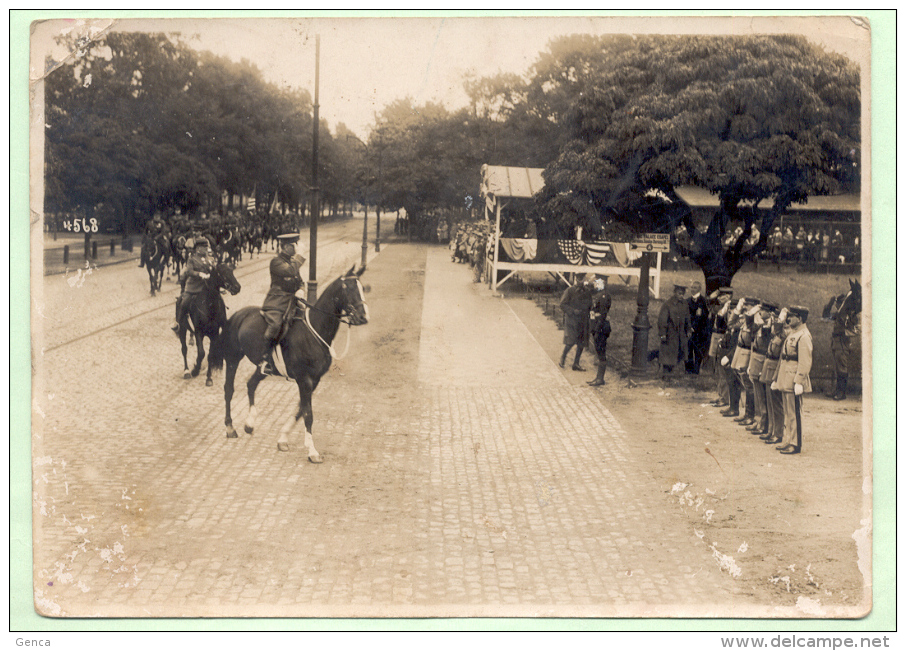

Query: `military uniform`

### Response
(776, 307, 813, 454)
(262, 241, 306, 341)
(708, 289, 733, 407)
(172, 238, 214, 332)
(746, 303, 778, 435)
(759, 315, 787, 445)
(258, 233, 306, 376)
(559, 278, 594, 371)
(587, 280, 612, 387)
(730, 299, 760, 426)
(719, 307, 743, 417)
(685, 289, 709, 374)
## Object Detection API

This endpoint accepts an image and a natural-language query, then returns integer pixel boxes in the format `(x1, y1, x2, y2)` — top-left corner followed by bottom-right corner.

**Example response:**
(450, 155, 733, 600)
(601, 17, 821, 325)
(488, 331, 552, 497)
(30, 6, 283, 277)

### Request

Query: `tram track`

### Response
(42, 230, 357, 353)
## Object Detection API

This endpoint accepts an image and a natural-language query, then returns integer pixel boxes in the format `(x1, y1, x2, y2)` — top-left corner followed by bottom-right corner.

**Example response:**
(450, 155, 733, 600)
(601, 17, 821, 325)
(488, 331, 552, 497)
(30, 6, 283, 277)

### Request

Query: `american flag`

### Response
(558, 239, 586, 265)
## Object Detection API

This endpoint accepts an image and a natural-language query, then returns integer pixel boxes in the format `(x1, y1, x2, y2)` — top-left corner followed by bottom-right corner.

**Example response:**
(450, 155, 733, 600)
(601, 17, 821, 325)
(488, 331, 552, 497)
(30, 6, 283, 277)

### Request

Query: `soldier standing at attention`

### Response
(746, 302, 777, 436)
(708, 288, 734, 408)
(685, 281, 709, 374)
(587, 276, 612, 387)
(774, 306, 813, 455)
(759, 307, 788, 445)
(259, 233, 306, 376)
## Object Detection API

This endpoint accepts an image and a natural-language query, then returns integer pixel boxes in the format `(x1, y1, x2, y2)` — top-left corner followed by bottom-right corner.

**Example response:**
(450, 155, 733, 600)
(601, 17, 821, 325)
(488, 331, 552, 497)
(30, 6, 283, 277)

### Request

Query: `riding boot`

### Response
(572, 349, 586, 372)
(171, 294, 185, 333)
(259, 325, 281, 377)
(833, 374, 848, 401)
(559, 346, 570, 369)
(587, 362, 606, 387)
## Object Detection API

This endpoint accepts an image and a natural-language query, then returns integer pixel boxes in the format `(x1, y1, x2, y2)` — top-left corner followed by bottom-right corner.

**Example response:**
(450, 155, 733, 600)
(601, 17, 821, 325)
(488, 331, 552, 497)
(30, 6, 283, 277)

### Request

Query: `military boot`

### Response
(832, 374, 848, 401)
(587, 362, 606, 387)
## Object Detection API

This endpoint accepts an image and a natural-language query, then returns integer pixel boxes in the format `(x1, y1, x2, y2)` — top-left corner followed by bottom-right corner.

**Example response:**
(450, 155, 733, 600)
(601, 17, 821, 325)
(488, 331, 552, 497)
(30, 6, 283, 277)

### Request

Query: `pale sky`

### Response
(32, 14, 869, 138)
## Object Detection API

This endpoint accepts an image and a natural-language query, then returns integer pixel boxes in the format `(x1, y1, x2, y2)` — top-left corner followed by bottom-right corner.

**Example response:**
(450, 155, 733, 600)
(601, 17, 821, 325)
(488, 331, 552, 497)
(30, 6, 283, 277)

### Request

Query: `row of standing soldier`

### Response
(710, 291, 813, 455)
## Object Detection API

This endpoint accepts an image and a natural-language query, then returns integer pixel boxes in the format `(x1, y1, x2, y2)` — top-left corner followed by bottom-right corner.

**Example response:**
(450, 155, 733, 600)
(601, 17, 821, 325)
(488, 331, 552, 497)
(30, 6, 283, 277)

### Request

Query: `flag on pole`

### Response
(247, 183, 257, 212)
(269, 190, 279, 214)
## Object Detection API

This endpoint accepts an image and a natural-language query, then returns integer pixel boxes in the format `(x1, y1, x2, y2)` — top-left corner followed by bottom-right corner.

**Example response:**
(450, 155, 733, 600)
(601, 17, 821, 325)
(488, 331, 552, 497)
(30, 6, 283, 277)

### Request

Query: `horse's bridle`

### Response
(294, 275, 367, 326)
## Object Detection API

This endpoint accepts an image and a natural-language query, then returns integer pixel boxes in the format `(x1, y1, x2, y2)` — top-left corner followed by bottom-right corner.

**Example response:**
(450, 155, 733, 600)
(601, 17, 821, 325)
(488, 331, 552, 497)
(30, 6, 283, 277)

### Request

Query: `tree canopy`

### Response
(532, 34, 860, 289)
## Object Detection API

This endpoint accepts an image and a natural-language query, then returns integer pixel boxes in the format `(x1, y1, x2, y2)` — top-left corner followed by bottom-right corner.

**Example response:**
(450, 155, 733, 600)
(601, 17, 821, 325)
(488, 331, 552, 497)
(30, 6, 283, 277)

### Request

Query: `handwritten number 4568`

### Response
(62, 218, 99, 233)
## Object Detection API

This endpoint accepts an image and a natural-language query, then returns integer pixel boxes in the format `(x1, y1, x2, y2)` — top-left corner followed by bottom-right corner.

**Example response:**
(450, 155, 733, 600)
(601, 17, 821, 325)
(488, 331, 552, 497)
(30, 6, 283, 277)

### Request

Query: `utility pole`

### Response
(307, 34, 320, 304)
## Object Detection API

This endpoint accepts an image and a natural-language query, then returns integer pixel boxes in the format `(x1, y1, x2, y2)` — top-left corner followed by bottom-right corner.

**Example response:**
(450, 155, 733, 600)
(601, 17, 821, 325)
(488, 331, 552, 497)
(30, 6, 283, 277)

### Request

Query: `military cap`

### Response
(673, 283, 687, 291)
(787, 305, 810, 322)
(760, 302, 780, 314)
(743, 297, 760, 306)
(277, 233, 300, 244)
(718, 286, 734, 295)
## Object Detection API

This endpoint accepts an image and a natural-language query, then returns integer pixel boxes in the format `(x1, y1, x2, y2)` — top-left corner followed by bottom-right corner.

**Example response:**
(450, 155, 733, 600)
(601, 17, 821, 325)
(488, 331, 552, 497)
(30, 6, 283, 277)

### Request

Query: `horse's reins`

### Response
(294, 278, 361, 360)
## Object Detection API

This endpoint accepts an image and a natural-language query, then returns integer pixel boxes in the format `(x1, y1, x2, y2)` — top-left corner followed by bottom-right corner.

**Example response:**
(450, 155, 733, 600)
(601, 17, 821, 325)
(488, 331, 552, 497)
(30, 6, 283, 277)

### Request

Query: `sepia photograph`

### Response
(18, 11, 890, 629)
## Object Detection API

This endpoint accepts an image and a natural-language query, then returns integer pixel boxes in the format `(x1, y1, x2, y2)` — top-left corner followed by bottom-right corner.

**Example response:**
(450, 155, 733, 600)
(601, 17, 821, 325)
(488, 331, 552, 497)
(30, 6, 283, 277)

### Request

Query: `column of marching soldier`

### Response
(708, 289, 813, 456)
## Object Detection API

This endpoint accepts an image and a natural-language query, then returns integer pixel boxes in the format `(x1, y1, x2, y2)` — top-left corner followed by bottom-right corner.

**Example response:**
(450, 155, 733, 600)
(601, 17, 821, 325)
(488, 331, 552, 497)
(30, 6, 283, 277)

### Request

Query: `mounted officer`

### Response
(259, 232, 307, 376)
(140, 212, 168, 268)
(171, 236, 215, 333)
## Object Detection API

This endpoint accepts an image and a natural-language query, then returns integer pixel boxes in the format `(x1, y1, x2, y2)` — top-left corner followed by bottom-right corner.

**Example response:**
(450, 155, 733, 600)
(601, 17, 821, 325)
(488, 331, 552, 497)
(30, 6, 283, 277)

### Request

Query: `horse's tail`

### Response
(209, 329, 226, 372)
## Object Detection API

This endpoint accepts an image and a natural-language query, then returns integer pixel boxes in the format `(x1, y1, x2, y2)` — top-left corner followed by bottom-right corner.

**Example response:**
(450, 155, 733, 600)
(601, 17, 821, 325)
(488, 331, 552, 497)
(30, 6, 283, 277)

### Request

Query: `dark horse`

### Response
(822, 278, 862, 400)
(177, 263, 242, 386)
(217, 265, 369, 462)
(141, 233, 169, 295)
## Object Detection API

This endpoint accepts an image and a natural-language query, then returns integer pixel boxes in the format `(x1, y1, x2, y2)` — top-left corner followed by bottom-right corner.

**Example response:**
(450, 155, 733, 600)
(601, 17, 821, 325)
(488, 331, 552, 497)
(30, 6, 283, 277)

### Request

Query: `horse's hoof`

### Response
(205, 378, 213, 387)
(308, 453, 323, 464)
(277, 442, 289, 452)
(244, 424, 254, 434)
(226, 429, 238, 439)
(191, 368, 200, 378)
(183, 371, 191, 380)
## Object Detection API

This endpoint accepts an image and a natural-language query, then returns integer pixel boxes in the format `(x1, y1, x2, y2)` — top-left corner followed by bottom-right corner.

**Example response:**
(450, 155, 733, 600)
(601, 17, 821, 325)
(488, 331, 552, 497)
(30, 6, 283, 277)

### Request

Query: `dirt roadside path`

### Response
(504, 287, 870, 616)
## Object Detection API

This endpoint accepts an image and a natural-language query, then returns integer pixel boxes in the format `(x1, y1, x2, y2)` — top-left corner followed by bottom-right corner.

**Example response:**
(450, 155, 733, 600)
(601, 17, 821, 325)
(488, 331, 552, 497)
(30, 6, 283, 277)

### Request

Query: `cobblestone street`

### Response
(34, 226, 767, 618)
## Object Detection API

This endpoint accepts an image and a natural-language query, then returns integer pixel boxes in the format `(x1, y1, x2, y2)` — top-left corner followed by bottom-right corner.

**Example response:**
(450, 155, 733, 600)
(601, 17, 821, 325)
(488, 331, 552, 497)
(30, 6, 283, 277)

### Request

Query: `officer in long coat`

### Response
(259, 233, 306, 375)
(773, 306, 813, 455)
(559, 275, 594, 371)
(657, 284, 691, 380)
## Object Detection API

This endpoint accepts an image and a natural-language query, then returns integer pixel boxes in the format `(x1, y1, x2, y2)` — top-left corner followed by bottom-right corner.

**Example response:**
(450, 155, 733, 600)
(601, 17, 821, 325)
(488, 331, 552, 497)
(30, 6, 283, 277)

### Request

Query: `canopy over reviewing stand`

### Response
(479, 164, 662, 297)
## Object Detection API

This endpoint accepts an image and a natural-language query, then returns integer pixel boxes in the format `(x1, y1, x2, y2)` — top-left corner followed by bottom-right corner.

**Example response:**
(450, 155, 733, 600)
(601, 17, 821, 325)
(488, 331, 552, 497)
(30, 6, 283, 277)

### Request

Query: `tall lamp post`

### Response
(346, 134, 370, 268)
(630, 252, 652, 376)
(374, 131, 383, 253)
(307, 34, 321, 304)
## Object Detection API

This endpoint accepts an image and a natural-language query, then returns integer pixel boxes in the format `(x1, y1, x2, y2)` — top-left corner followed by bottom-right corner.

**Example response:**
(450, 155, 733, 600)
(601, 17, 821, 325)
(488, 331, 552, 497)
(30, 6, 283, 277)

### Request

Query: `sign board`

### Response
(629, 233, 670, 253)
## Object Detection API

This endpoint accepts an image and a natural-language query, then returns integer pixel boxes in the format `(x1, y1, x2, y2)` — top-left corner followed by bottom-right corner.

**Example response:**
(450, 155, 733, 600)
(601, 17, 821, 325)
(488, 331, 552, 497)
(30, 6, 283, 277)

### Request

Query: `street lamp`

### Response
(346, 134, 371, 268)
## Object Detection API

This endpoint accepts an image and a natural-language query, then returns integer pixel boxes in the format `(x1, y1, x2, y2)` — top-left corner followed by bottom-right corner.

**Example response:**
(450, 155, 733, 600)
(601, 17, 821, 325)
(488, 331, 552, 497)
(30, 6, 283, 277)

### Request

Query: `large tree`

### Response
(535, 34, 860, 292)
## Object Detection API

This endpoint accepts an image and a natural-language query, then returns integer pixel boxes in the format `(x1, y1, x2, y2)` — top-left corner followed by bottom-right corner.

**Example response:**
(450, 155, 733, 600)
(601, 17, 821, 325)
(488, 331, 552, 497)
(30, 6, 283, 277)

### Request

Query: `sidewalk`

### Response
(41, 232, 142, 276)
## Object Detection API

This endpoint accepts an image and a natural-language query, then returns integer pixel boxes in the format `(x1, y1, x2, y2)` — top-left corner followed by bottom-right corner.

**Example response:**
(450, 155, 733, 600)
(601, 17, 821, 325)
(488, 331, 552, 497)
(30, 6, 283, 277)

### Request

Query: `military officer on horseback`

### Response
(259, 232, 307, 376)
(172, 236, 215, 333)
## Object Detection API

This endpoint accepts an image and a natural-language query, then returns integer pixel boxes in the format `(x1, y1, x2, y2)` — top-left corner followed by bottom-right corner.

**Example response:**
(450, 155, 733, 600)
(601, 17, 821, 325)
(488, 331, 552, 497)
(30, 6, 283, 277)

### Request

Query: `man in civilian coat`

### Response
(658, 283, 691, 381)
